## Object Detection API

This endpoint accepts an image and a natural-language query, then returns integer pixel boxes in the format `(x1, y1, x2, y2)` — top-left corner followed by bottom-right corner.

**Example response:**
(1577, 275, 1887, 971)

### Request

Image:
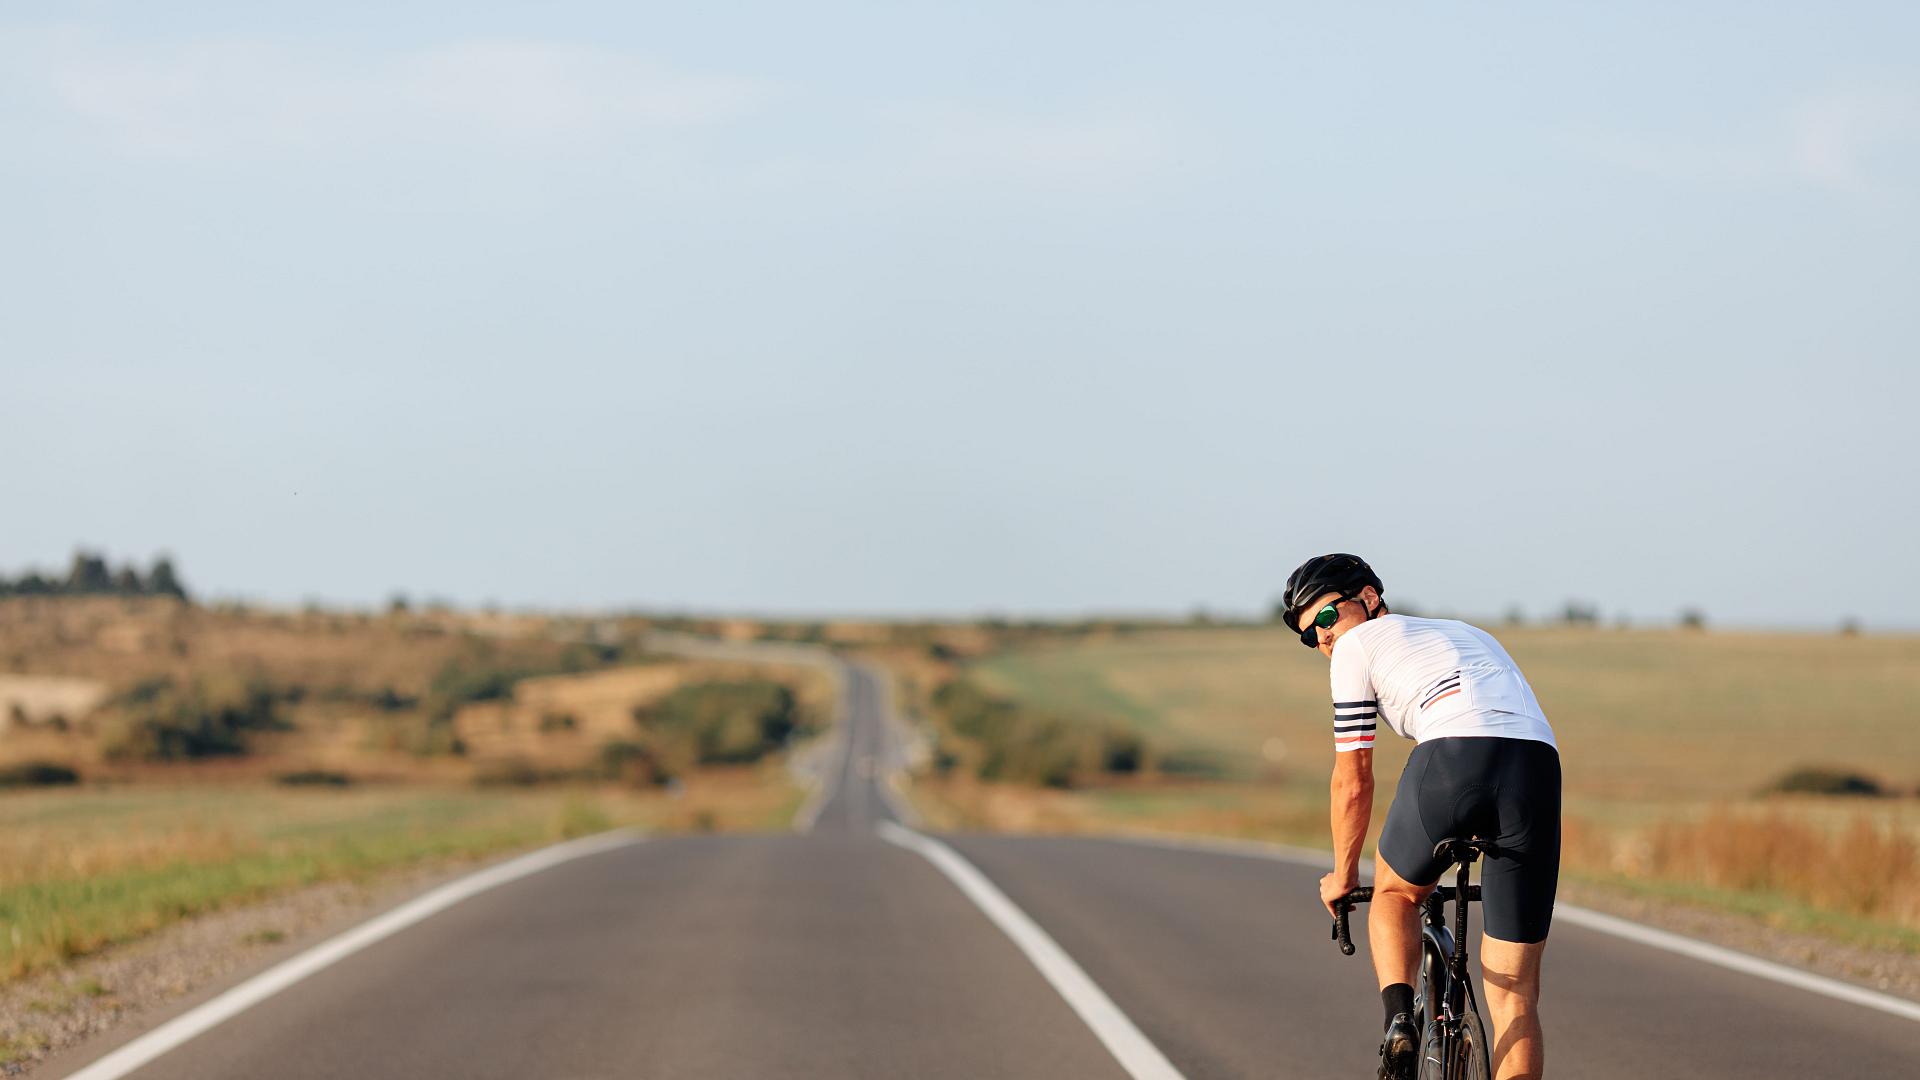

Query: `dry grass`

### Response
(454, 659, 836, 773)
(0, 773, 803, 980)
(970, 626, 1920, 798)
(937, 625, 1920, 944)
(0, 597, 835, 785)
(0, 598, 826, 981)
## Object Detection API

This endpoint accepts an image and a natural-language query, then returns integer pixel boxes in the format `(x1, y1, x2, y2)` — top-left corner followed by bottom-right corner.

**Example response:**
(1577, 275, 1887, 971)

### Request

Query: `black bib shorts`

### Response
(1377, 735, 1562, 944)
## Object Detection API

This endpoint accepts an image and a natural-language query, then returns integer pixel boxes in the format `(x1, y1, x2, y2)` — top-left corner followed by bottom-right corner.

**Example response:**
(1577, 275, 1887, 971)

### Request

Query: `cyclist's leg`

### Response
(1479, 739, 1561, 1080)
(1372, 742, 1448, 990)
(1367, 853, 1434, 988)
(1479, 936, 1545, 1080)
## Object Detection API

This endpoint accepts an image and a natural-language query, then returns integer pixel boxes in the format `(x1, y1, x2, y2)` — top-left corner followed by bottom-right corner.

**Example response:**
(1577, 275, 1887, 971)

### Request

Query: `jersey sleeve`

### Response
(1328, 637, 1378, 753)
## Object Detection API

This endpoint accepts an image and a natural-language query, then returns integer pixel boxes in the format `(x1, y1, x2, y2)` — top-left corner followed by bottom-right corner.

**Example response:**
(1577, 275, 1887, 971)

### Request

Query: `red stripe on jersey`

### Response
(1423, 688, 1461, 709)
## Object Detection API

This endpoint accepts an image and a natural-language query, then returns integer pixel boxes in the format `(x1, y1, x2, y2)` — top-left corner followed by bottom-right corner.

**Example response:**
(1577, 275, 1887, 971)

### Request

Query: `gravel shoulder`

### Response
(1556, 878, 1920, 1002)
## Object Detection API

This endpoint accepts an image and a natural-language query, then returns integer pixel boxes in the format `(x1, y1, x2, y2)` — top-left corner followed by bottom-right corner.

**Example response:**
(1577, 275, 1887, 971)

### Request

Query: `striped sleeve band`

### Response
(1332, 699, 1377, 752)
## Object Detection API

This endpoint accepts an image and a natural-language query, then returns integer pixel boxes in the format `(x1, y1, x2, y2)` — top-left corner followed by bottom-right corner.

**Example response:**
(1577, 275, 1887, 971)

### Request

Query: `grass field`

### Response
(970, 626, 1920, 799)
(0, 775, 803, 981)
(948, 625, 1920, 946)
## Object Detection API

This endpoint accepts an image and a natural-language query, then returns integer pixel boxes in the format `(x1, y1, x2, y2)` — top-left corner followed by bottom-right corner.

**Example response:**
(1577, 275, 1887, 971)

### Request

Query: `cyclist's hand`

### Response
(1320, 871, 1358, 918)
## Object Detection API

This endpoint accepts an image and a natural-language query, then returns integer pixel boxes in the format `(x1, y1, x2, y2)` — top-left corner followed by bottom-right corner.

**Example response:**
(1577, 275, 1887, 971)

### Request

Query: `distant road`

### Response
(49, 655, 1919, 1079)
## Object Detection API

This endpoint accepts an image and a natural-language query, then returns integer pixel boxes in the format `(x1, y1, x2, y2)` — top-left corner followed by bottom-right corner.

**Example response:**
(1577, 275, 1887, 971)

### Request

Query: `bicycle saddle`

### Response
(1431, 836, 1501, 863)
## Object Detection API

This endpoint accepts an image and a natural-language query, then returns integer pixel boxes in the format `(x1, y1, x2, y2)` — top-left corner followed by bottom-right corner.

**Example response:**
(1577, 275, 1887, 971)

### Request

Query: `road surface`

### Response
(49, 658, 1920, 1078)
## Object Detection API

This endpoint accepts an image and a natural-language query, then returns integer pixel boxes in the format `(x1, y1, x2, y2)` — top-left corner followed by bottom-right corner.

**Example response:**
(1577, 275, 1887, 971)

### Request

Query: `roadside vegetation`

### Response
(0, 781, 803, 982)
(880, 624, 1920, 951)
(0, 584, 834, 994)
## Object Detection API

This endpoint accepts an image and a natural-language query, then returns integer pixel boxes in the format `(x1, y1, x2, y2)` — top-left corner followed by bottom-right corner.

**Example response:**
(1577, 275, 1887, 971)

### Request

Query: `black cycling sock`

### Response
(1382, 983, 1414, 1027)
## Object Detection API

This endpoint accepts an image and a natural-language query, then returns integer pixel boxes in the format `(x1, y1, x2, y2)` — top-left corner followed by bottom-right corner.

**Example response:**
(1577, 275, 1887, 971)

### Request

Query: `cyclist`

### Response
(1282, 554, 1560, 1080)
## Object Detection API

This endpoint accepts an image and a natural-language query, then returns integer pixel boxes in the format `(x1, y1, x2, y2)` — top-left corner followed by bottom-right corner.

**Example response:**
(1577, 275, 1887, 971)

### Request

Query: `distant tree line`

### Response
(0, 550, 189, 601)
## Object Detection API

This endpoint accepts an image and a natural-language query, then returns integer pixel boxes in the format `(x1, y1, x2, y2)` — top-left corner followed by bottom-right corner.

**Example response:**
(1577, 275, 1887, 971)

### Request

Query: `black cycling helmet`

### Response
(1280, 553, 1385, 644)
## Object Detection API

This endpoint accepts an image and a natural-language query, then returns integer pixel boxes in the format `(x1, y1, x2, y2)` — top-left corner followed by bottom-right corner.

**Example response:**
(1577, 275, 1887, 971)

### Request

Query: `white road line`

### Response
(1552, 905, 1920, 1023)
(1100, 831, 1920, 1025)
(877, 822, 1187, 1080)
(60, 830, 645, 1080)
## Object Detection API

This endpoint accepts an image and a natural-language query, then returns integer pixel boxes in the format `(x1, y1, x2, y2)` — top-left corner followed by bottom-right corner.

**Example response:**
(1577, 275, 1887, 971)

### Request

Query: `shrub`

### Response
(474, 757, 544, 787)
(0, 761, 80, 787)
(102, 675, 291, 761)
(931, 678, 1157, 788)
(597, 739, 673, 786)
(277, 769, 353, 787)
(637, 680, 800, 766)
(1763, 767, 1884, 797)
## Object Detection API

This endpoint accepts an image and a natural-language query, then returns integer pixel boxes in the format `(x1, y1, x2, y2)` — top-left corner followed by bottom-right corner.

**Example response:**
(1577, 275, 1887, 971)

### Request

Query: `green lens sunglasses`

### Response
(1298, 596, 1350, 647)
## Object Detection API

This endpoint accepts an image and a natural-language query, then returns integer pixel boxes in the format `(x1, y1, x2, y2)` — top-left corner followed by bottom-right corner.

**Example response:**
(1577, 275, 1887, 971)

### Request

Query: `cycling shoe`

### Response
(1377, 1012, 1418, 1080)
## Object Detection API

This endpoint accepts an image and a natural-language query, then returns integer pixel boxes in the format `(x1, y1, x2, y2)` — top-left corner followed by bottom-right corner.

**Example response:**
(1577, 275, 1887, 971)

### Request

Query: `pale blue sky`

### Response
(5, 3, 1917, 625)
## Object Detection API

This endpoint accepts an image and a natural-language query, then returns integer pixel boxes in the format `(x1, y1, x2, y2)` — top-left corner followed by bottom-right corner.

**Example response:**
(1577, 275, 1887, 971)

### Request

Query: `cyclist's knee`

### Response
(1479, 935, 1545, 1008)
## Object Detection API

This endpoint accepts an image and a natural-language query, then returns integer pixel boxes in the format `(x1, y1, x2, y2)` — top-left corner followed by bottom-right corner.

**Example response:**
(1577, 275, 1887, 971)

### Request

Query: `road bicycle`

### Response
(1331, 838, 1494, 1080)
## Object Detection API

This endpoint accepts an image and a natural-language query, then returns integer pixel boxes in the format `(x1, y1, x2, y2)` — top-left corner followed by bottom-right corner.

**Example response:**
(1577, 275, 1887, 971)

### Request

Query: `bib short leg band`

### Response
(1377, 736, 1562, 943)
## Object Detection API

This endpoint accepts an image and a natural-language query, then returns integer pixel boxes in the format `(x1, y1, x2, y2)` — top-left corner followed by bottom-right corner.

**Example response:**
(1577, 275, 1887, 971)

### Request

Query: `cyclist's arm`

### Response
(1327, 747, 1373, 899)
(1321, 638, 1379, 913)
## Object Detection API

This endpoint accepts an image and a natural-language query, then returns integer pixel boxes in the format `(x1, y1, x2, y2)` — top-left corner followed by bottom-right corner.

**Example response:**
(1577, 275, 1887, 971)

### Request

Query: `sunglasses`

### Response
(1298, 596, 1351, 647)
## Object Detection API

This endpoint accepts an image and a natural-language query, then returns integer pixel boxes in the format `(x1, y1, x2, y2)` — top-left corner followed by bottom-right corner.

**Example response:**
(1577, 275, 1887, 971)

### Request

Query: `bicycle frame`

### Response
(1331, 839, 1490, 1080)
(1417, 847, 1483, 1077)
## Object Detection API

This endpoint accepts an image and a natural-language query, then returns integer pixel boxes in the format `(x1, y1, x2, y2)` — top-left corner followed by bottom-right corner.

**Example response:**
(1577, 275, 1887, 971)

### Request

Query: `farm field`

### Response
(0, 597, 829, 1002)
(939, 625, 1920, 948)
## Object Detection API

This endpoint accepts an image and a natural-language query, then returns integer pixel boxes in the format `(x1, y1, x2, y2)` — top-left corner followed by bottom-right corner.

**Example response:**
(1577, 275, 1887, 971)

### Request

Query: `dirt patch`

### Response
(0, 676, 107, 728)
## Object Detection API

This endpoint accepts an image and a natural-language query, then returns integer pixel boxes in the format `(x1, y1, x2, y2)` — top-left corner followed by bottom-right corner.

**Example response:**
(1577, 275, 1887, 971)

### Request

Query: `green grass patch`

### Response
(0, 787, 644, 980)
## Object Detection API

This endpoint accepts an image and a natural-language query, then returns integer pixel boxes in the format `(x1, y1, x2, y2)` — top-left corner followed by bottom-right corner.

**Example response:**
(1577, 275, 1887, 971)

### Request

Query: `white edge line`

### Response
(1550, 905, 1920, 1023)
(60, 829, 646, 1080)
(1099, 831, 1920, 1025)
(877, 822, 1186, 1080)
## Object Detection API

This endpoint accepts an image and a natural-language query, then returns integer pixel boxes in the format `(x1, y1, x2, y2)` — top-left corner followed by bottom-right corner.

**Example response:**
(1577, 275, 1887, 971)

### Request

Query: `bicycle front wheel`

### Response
(1416, 1018, 1447, 1080)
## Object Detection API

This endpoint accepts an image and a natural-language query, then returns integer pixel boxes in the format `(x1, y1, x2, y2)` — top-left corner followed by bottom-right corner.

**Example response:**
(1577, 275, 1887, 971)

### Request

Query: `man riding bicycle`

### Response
(1282, 554, 1560, 1080)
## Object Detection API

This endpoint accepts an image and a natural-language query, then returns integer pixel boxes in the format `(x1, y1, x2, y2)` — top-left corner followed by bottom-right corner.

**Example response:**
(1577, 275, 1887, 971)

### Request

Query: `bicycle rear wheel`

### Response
(1416, 1010, 1490, 1080)
(1456, 1004, 1491, 1080)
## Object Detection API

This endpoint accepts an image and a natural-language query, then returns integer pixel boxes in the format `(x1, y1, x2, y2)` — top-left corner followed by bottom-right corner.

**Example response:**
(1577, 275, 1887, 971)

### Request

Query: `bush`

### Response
(103, 675, 291, 761)
(637, 680, 800, 766)
(474, 757, 545, 787)
(277, 769, 353, 787)
(931, 678, 1155, 788)
(597, 739, 673, 786)
(0, 761, 80, 787)
(1763, 767, 1884, 797)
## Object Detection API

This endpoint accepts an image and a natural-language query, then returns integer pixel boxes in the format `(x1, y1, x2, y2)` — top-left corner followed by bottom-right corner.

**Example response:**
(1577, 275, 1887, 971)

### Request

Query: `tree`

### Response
(114, 565, 146, 594)
(148, 557, 189, 601)
(67, 551, 113, 594)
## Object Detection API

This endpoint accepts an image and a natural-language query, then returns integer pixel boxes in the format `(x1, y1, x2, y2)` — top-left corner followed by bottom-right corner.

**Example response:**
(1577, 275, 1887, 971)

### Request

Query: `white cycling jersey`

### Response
(1328, 614, 1556, 753)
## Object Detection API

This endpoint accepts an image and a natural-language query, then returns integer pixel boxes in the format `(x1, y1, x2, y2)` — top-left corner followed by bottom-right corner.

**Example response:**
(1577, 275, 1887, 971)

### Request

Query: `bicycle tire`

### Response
(1415, 1015, 1448, 1080)
(1413, 939, 1445, 1034)
(1457, 1002, 1492, 1080)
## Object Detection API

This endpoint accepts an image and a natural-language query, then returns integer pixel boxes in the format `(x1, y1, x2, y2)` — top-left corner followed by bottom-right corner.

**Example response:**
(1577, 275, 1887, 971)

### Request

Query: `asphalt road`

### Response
(51, 661, 1920, 1079)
